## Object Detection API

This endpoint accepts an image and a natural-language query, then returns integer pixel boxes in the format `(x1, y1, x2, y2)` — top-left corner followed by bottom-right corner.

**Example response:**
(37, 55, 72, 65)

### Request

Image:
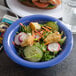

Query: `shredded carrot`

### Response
(34, 33, 38, 35)
(38, 31, 47, 40)
(19, 23, 24, 27)
(42, 26, 51, 32)
(34, 29, 51, 40)
(34, 30, 45, 40)
(40, 30, 46, 35)
(19, 23, 26, 30)
(40, 31, 43, 34)
(40, 29, 45, 31)
(12, 41, 15, 45)
(35, 30, 42, 36)
(45, 42, 50, 45)
(38, 35, 44, 40)
(45, 26, 52, 29)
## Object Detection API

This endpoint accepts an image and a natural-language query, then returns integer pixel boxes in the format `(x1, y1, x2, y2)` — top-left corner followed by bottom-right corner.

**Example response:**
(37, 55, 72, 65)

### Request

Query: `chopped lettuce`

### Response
(19, 25, 32, 33)
(47, 4, 55, 8)
(26, 25, 32, 33)
(59, 36, 66, 45)
(34, 42, 46, 52)
(19, 26, 26, 33)
(41, 51, 55, 61)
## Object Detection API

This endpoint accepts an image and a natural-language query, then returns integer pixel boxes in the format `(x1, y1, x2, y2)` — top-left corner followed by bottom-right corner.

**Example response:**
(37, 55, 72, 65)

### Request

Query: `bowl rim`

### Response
(3, 15, 73, 69)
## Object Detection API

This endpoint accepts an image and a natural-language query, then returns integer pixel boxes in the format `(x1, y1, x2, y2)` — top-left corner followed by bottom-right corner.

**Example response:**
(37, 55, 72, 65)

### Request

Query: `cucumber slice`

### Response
(46, 21, 59, 32)
(24, 46, 43, 62)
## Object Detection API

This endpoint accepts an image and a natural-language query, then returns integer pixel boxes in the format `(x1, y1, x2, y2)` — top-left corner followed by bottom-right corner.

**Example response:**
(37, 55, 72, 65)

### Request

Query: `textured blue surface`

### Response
(3, 15, 73, 69)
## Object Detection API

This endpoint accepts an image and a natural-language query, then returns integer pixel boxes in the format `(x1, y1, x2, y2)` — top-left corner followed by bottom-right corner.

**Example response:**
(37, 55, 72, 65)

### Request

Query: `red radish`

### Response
(12, 41, 15, 45)
(14, 34, 21, 45)
(19, 23, 24, 27)
(18, 35, 23, 42)
(14, 32, 27, 45)
(47, 43, 60, 52)
(19, 33, 27, 42)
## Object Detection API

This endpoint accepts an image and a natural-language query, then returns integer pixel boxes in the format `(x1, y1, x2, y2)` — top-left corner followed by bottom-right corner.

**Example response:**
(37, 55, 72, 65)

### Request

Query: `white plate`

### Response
(6, 0, 62, 18)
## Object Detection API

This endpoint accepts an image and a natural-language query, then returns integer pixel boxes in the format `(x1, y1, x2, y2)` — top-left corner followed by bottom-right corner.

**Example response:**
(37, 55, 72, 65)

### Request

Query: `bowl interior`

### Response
(3, 15, 73, 68)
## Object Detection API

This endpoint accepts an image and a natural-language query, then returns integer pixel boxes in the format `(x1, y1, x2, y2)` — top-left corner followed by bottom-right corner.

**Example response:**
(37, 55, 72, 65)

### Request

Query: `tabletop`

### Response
(0, 0, 76, 76)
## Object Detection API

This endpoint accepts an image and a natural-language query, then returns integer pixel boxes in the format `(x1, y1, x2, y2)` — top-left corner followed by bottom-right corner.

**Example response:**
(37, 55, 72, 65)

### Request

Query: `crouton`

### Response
(29, 22, 41, 30)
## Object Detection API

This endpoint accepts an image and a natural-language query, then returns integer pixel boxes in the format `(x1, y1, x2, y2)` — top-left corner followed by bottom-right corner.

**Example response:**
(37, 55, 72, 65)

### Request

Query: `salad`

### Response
(13, 21, 66, 62)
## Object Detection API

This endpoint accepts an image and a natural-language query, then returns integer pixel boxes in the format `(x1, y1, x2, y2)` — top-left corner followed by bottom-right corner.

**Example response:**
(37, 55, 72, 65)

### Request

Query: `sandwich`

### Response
(19, 0, 61, 9)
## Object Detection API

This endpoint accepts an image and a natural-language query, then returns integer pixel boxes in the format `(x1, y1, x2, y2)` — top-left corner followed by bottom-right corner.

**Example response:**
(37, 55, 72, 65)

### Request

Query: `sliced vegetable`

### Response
(18, 35, 22, 42)
(46, 21, 59, 32)
(24, 46, 43, 62)
(42, 26, 51, 32)
(18, 33, 27, 42)
(32, 0, 49, 8)
(45, 26, 52, 29)
(12, 41, 15, 45)
(14, 32, 26, 45)
(35, 30, 42, 36)
(14, 34, 21, 45)
(47, 43, 60, 52)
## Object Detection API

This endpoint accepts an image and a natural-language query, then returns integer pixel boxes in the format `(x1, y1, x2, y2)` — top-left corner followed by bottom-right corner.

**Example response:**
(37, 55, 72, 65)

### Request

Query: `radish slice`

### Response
(47, 43, 60, 52)
(14, 35, 21, 45)
(18, 35, 23, 42)
(14, 32, 26, 45)
(19, 33, 27, 42)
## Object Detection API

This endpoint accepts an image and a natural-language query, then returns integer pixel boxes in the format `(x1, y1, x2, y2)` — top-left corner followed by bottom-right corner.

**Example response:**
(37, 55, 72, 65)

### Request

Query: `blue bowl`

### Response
(3, 15, 73, 69)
